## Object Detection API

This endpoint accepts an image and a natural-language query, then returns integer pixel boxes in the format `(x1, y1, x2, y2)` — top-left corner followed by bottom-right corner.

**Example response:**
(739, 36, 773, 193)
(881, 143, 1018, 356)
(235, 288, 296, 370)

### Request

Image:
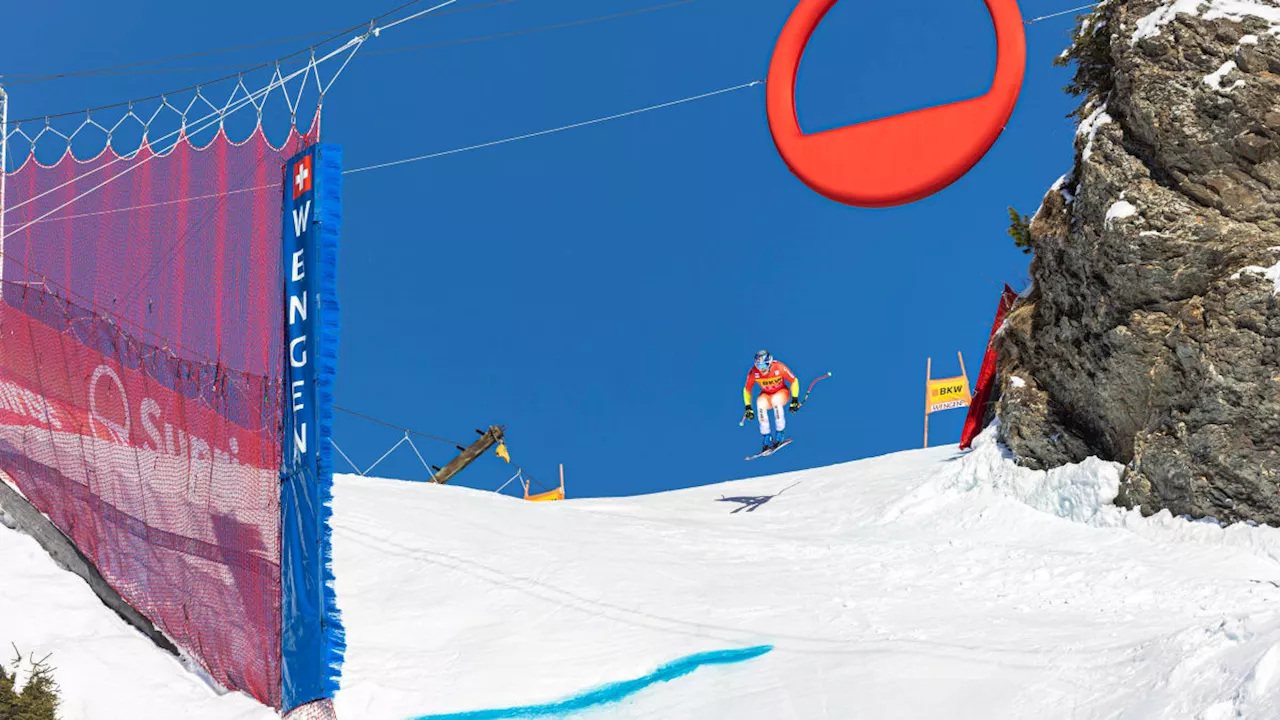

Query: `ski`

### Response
(746, 438, 793, 461)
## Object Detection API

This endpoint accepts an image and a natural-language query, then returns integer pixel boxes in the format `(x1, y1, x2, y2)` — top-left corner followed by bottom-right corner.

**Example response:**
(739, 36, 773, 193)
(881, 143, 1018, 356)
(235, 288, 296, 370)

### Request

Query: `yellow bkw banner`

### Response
(928, 377, 971, 413)
(924, 353, 971, 448)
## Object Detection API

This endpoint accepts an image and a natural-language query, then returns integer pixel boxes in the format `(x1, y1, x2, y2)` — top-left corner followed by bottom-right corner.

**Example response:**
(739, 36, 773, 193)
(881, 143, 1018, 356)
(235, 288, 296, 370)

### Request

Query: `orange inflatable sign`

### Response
(767, 0, 1027, 208)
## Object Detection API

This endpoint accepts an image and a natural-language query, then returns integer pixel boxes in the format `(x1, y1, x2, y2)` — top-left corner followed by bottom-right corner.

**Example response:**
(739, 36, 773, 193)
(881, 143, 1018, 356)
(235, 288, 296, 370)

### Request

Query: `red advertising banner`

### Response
(960, 285, 1019, 450)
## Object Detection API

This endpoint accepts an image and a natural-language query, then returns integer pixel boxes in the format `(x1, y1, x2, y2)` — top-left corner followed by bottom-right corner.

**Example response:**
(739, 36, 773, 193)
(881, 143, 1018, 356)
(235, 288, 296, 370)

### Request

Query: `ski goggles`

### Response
(754, 353, 772, 371)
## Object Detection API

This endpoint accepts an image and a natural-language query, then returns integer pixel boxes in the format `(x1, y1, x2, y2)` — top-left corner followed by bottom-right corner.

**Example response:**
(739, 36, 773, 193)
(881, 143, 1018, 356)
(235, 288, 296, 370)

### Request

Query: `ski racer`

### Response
(743, 350, 800, 452)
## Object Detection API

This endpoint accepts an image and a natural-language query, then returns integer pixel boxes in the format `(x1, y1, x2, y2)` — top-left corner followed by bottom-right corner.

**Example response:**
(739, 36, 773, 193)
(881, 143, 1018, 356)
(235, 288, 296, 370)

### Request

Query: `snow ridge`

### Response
(920, 427, 1280, 567)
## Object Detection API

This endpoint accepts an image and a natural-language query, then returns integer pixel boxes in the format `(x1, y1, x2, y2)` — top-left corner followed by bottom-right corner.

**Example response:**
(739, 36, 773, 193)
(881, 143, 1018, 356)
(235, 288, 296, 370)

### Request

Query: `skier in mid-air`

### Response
(743, 350, 800, 454)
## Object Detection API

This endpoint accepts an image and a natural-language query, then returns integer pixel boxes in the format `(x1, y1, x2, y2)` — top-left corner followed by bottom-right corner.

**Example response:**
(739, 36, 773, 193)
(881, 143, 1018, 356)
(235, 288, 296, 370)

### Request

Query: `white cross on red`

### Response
(293, 156, 312, 198)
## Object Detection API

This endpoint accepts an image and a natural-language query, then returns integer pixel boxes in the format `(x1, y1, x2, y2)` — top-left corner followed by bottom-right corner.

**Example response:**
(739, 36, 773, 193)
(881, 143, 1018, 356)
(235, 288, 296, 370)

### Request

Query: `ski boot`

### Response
(772, 430, 787, 450)
(762, 433, 775, 454)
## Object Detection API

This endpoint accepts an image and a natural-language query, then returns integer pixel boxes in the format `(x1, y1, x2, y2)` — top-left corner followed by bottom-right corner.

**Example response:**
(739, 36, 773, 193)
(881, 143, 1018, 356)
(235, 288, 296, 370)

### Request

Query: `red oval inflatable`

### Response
(766, 0, 1026, 208)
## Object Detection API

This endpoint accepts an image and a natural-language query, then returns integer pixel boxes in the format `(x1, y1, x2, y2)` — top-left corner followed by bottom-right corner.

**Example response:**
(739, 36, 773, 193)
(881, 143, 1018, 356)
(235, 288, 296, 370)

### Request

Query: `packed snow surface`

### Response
(7, 428, 1280, 719)
(0, 511, 270, 720)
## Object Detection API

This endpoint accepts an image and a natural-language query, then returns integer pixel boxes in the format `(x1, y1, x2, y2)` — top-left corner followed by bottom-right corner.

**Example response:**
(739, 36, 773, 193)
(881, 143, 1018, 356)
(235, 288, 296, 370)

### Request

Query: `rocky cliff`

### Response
(997, 0, 1280, 524)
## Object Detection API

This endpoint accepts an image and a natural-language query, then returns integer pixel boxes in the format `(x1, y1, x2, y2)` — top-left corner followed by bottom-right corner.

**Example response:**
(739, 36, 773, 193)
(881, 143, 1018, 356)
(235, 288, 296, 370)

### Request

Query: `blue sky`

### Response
(2, 0, 1082, 498)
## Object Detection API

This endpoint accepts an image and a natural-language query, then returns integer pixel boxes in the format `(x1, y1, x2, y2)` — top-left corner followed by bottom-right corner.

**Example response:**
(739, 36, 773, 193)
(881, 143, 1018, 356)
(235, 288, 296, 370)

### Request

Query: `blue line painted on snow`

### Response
(410, 645, 773, 719)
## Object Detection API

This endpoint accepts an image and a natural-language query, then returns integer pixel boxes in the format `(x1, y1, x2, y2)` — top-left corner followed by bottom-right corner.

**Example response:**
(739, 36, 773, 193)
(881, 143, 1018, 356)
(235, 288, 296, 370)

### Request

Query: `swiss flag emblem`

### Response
(293, 155, 313, 199)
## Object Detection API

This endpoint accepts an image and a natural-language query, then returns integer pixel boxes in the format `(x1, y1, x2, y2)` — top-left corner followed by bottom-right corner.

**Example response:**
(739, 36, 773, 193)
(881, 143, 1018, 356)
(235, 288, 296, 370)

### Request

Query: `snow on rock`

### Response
(1133, 0, 1209, 42)
(1241, 33, 1261, 43)
(1106, 198, 1139, 228)
(11, 429, 1280, 719)
(1016, 0, 1280, 529)
(1078, 105, 1112, 162)
(1232, 262, 1280, 293)
(1009, 375, 1027, 389)
(1206, 60, 1246, 91)
(1134, 0, 1280, 44)
(1203, 0, 1280, 27)
(1050, 173, 1075, 204)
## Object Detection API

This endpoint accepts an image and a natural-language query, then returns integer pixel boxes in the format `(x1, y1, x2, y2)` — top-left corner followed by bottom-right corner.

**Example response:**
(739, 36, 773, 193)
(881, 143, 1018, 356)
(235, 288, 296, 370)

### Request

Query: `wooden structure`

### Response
(430, 425, 505, 485)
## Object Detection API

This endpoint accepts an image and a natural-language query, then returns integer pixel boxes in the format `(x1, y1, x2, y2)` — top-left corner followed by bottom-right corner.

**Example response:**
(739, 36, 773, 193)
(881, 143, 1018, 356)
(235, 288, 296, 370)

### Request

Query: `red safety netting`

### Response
(0, 118, 316, 708)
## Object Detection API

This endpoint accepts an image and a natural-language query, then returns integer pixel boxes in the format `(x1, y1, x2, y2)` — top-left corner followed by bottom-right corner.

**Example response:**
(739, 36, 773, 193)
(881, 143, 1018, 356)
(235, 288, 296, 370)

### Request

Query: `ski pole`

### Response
(799, 371, 832, 407)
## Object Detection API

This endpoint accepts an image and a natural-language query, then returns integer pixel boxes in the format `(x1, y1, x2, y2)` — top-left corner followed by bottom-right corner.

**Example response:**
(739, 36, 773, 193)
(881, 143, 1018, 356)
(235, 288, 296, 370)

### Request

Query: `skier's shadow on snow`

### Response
(717, 481, 802, 514)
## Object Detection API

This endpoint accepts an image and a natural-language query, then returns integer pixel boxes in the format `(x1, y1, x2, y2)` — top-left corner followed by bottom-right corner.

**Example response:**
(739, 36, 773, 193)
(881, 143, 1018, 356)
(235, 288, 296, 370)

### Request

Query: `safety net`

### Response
(0, 113, 317, 708)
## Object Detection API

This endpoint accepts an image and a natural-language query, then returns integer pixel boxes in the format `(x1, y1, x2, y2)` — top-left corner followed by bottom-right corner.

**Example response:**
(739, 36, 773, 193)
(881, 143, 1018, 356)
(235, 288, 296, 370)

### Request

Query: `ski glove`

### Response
(744, 406, 755, 421)
(789, 398, 801, 413)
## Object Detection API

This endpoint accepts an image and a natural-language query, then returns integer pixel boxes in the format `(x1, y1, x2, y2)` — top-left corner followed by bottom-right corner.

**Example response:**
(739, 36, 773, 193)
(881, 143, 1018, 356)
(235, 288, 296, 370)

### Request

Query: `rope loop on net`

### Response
(0, 0, 460, 175)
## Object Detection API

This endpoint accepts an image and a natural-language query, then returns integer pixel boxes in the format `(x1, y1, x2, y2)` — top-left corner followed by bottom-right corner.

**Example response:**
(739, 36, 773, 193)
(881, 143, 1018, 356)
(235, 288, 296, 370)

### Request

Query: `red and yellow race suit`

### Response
(744, 361, 799, 408)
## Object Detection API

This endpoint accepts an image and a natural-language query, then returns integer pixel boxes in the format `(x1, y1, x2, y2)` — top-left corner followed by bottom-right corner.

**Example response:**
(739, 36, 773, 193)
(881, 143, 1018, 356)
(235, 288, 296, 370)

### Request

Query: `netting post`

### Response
(0, 86, 8, 283)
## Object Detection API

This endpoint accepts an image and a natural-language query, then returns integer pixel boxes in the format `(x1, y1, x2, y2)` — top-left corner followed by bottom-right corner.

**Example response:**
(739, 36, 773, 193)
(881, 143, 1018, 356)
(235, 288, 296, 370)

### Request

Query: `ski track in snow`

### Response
(6, 427, 1280, 718)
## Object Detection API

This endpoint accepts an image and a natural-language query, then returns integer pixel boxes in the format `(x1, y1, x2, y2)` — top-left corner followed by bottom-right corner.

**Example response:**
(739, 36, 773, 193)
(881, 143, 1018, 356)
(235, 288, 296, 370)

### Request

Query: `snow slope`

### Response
(8, 428, 1280, 719)
(0, 509, 271, 720)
